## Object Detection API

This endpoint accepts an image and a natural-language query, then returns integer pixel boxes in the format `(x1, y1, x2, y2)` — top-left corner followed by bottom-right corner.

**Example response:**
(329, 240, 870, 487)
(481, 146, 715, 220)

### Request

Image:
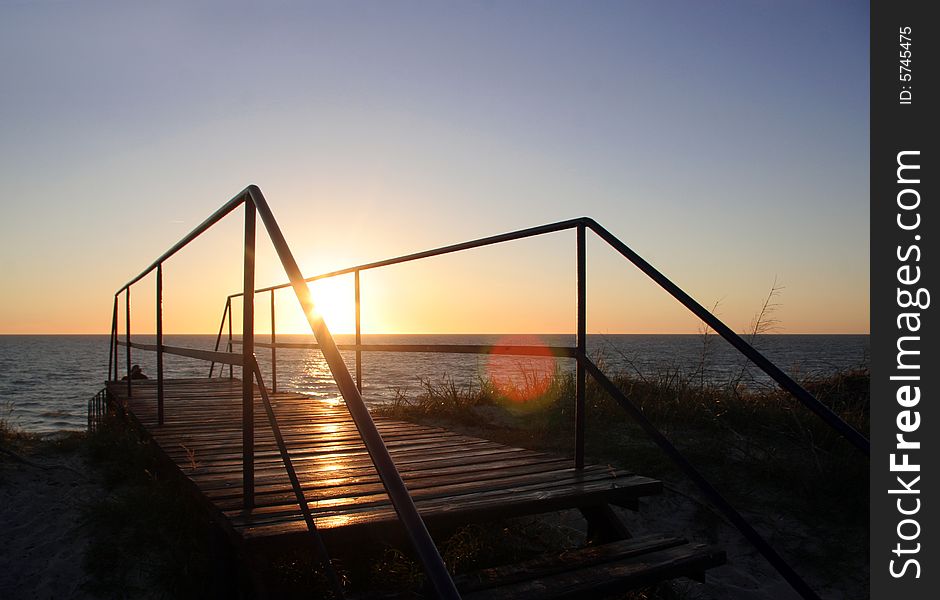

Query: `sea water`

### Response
(0, 334, 869, 433)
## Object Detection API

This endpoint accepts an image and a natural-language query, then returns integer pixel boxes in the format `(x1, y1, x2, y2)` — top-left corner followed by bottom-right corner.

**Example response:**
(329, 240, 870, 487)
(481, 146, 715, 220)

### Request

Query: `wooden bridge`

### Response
(101, 377, 723, 597)
(96, 185, 868, 599)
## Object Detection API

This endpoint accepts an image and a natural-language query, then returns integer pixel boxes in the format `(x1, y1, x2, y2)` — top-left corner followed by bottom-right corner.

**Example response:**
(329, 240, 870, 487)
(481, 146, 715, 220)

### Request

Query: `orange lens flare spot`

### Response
(484, 335, 557, 403)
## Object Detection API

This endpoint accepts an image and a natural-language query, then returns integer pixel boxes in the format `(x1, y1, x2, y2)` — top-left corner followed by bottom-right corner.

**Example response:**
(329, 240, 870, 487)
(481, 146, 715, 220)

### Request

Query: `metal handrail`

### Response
(109, 185, 460, 599)
(583, 358, 822, 600)
(583, 218, 870, 455)
(229, 217, 587, 298)
(110, 186, 870, 600)
(227, 216, 869, 456)
(214, 210, 869, 600)
(249, 186, 461, 599)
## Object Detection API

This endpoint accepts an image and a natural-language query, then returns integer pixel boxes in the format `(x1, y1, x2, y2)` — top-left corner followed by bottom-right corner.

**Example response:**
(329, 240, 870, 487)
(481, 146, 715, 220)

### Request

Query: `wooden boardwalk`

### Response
(106, 378, 663, 548)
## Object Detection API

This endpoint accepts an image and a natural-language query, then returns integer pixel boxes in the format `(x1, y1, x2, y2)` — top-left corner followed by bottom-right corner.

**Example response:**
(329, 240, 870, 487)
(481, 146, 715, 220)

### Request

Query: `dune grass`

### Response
(79, 419, 225, 598)
(376, 358, 870, 593)
(3, 346, 868, 599)
(377, 360, 868, 511)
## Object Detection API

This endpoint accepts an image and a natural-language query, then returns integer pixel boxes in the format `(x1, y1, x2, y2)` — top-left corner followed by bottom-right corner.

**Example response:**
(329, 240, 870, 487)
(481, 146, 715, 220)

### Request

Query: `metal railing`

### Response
(108, 186, 869, 600)
(207, 212, 868, 600)
(87, 388, 109, 433)
(108, 185, 459, 599)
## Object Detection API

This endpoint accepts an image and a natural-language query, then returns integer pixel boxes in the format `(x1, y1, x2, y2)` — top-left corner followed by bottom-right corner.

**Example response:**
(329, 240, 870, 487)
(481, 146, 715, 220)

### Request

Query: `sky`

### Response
(0, 1, 869, 335)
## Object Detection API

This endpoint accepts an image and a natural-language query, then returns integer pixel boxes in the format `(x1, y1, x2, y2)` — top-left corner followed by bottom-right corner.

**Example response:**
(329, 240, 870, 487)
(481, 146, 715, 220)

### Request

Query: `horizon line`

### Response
(0, 331, 872, 336)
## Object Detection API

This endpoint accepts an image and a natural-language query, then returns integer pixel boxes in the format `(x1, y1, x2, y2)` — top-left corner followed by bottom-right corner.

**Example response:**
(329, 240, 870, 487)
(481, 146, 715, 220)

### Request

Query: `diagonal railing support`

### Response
(583, 358, 822, 600)
(108, 187, 868, 600)
(251, 359, 345, 598)
(209, 297, 230, 378)
(584, 218, 870, 456)
(248, 185, 460, 600)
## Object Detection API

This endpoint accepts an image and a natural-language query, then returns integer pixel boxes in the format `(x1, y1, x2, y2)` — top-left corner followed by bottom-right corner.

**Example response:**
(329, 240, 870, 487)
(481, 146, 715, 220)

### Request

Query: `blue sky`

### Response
(0, 1, 869, 334)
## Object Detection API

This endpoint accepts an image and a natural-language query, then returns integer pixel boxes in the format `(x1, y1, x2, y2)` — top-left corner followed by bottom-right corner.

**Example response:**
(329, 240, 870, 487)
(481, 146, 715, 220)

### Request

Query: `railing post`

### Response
(113, 303, 119, 382)
(242, 198, 256, 510)
(125, 288, 132, 398)
(108, 296, 117, 381)
(227, 300, 234, 380)
(355, 270, 362, 392)
(575, 224, 586, 470)
(208, 297, 230, 378)
(271, 289, 277, 394)
(156, 263, 165, 425)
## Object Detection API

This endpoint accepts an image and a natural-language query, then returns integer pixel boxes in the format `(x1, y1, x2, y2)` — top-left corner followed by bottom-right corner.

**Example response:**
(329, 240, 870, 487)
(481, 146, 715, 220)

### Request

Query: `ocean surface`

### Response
(0, 334, 869, 433)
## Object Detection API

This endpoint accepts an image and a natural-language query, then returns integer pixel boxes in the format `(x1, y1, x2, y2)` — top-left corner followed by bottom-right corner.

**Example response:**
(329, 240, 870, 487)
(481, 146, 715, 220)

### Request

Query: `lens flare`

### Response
(484, 335, 557, 403)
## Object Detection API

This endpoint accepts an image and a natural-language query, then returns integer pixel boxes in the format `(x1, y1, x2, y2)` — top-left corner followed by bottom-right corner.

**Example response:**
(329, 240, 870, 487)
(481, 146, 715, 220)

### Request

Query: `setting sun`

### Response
(273, 275, 357, 334)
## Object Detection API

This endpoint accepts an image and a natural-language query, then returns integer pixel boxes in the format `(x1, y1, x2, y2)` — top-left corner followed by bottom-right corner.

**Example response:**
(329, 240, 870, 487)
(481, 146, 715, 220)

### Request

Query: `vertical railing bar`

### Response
(114, 303, 119, 381)
(209, 298, 230, 378)
(271, 289, 277, 394)
(108, 296, 117, 381)
(227, 300, 234, 380)
(125, 288, 132, 398)
(575, 224, 586, 470)
(355, 270, 362, 392)
(156, 263, 165, 425)
(242, 198, 256, 510)
(251, 359, 344, 598)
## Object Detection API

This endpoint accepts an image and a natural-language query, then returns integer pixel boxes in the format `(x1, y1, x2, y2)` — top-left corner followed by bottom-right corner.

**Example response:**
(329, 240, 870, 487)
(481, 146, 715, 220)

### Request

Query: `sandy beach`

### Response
(0, 435, 106, 599)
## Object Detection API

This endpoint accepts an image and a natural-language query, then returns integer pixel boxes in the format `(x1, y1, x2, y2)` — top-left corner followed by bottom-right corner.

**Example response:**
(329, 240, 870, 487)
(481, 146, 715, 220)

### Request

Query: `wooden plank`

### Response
(453, 535, 689, 592)
(461, 543, 725, 600)
(234, 474, 661, 537)
(214, 464, 618, 512)
(107, 378, 663, 546)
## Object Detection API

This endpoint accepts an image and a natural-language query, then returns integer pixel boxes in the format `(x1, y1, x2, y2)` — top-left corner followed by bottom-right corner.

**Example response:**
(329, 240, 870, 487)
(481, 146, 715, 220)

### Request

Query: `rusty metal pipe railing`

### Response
(270, 289, 277, 394)
(238, 216, 868, 457)
(110, 186, 870, 600)
(227, 300, 234, 379)
(108, 297, 117, 381)
(242, 197, 256, 510)
(583, 358, 822, 600)
(116, 188, 250, 293)
(156, 263, 164, 425)
(227, 210, 867, 600)
(208, 297, 230, 377)
(115, 185, 458, 598)
(583, 218, 870, 456)
(248, 185, 460, 599)
(575, 223, 586, 470)
(231, 340, 577, 358)
(354, 270, 361, 392)
(229, 217, 588, 299)
(251, 359, 344, 598)
(125, 288, 131, 398)
(118, 340, 243, 365)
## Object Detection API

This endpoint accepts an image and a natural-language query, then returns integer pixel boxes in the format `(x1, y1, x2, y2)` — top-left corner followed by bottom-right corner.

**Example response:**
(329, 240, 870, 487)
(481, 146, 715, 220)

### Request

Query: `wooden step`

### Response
(454, 534, 725, 600)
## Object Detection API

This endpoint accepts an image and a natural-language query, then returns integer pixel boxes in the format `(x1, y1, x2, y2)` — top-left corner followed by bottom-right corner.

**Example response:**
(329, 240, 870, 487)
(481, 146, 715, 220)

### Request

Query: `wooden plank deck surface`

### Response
(106, 378, 661, 546)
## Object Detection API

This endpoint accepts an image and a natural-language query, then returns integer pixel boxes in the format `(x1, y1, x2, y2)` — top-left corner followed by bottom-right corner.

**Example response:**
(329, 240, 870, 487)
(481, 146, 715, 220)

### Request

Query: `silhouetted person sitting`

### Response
(122, 364, 148, 380)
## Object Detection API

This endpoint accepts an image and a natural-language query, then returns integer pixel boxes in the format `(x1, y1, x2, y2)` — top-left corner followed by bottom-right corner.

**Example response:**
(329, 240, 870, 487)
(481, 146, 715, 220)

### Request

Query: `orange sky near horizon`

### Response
(0, 203, 868, 336)
(0, 3, 870, 337)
